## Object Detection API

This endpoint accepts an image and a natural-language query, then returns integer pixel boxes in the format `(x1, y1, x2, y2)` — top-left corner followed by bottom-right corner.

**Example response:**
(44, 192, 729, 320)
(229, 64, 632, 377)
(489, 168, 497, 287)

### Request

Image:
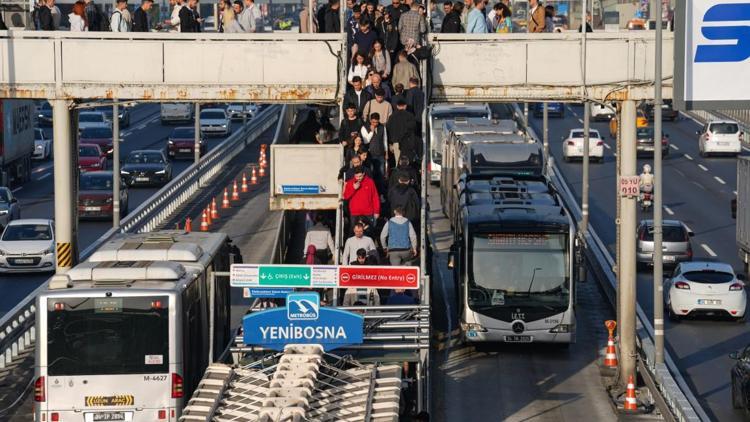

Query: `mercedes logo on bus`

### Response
(511, 321, 525, 334)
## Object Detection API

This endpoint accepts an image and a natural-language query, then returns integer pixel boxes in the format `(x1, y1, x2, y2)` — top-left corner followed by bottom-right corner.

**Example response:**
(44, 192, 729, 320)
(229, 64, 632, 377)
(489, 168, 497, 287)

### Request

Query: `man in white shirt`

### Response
(341, 223, 377, 264)
(164, 0, 183, 32)
(110, 0, 130, 32)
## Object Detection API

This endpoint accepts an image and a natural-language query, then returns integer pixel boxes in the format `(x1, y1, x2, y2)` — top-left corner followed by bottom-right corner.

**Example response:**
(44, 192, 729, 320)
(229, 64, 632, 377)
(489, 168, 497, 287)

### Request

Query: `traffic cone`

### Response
(222, 188, 231, 209)
(211, 198, 219, 220)
(259, 165, 265, 177)
(231, 180, 240, 201)
(241, 173, 249, 192)
(184, 217, 192, 232)
(260, 152, 267, 168)
(205, 205, 212, 225)
(624, 375, 638, 411)
(260, 143, 267, 152)
(604, 320, 618, 368)
(200, 210, 209, 231)
(251, 167, 258, 185)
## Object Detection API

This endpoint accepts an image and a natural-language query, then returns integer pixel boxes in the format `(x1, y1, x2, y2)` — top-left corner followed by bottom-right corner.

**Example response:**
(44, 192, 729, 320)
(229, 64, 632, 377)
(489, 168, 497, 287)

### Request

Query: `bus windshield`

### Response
(468, 233, 569, 309)
(46, 296, 169, 376)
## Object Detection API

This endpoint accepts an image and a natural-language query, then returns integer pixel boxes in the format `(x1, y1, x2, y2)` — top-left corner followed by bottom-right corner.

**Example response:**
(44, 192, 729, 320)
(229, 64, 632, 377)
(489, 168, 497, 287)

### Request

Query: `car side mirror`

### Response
(688, 231, 695, 237)
(730, 351, 740, 360)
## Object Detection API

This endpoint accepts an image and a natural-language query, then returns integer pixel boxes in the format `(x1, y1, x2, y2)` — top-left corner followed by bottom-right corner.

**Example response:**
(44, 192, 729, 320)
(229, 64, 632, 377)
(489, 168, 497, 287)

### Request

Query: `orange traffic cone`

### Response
(184, 217, 192, 233)
(232, 180, 240, 201)
(200, 210, 209, 231)
(260, 153, 267, 168)
(241, 173, 249, 192)
(211, 198, 219, 220)
(624, 375, 638, 411)
(222, 189, 231, 209)
(205, 205, 212, 225)
(251, 167, 258, 185)
(259, 165, 265, 178)
(260, 143, 267, 152)
(604, 320, 618, 368)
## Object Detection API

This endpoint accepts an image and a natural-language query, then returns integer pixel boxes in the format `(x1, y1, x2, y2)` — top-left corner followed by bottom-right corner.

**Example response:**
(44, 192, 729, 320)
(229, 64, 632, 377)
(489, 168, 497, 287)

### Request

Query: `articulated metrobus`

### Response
(450, 177, 582, 344)
(35, 231, 232, 422)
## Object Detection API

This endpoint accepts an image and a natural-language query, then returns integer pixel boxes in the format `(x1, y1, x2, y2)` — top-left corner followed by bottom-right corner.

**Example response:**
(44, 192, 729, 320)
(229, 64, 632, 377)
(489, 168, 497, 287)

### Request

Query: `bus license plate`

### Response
(84, 207, 101, 211)
(698, 299, 722, 305)
(504, 335, 533, 343)
(86, 412, 131, 422)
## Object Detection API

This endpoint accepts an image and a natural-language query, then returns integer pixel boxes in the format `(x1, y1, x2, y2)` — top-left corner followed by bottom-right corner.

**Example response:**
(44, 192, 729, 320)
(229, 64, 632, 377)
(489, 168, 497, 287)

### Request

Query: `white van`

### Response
(698, 120, 743, 157)
(160, 104, 193, 124)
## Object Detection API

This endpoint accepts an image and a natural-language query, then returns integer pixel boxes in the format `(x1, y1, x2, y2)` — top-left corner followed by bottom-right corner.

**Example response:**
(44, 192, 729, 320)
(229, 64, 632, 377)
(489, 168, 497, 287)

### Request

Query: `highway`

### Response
(0, 103, 240, 317)
(529, 104, 746, 421)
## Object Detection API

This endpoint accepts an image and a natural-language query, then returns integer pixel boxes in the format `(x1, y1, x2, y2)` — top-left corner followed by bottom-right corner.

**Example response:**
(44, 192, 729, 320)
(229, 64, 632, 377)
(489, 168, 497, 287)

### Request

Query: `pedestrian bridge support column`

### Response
(52, 99, 78, 272)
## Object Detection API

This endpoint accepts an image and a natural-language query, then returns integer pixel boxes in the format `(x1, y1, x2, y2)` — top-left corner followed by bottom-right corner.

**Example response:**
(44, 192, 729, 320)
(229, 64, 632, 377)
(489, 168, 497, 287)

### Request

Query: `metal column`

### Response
(581, 103, 590, 232)
(523, 103, 529, 139)
(194, 103, 201, 163)
(52, 99, 78, 272)
(619, 99, 638, 385)
(112, 103, 121, 229)
(653, 0, 665, 365)
(542, 103, 549, 163)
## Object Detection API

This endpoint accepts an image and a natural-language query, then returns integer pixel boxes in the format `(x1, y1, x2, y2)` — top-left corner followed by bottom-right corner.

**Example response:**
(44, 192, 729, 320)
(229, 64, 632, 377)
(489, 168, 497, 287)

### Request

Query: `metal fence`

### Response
(0, 104, 283, 392)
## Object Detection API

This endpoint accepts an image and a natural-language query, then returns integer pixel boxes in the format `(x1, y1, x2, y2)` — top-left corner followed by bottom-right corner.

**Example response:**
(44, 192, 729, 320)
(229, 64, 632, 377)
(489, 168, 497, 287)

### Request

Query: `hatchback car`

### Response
(78, 144, 106, 173)
(664, 261, 747, 321)
(78, 111, 111, 130)
(636, 126, 670, 156)
(0, 219, 55, 273)
(33, 128, 52, 160)
(698, 120, 742, 157)
(730, 345, 750, 415)
(0, 187, 21, 229)
(637, 220, 693, 269)
(167, 127, 207, 159)
(226, 103, 258, 121)
(532, 102, 564, 118)
(79, 126, 114, 157)
(121, 150, 172, 187)
(562, 128, 604, 162)
(78, 171, 129, 219)
(199, 108, 232, 136)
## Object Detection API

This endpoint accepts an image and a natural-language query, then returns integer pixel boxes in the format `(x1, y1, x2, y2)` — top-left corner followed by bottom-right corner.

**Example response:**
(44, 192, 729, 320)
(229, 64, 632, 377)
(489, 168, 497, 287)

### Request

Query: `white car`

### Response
(698, 120, 743, 157)
(78, 111, 111, 130)
(665, 261, 747, 322)
(200, 108, 232, 136)
(226, 103, 258, 121)
(562, 128, 604, 162)
(0, 219, 55, 273)
(33, 128, 52, 160)
(161, 103, 193, 124)
(591, 102, 616, 121)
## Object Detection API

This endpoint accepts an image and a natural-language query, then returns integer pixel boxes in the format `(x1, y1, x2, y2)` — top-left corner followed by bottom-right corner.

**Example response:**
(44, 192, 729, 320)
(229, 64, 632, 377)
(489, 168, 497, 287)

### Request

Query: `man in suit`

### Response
(132, 0, 153, 32)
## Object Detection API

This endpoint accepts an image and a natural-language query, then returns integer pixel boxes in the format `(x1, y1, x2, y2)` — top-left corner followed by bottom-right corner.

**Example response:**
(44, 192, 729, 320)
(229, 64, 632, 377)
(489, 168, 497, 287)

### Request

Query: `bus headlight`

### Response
(462, 323, 487, 332)
(550, 324, 572, 333)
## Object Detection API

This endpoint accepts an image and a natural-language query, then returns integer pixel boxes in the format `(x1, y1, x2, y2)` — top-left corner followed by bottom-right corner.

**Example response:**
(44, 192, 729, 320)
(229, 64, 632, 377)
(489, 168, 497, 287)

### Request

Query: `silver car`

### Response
(0, 187, 21, 229)
(637, 219, 693, 270)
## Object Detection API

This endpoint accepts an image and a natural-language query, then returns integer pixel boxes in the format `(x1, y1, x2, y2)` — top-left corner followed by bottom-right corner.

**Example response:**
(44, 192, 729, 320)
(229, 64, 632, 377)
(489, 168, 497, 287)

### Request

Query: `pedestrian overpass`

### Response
(0, 31, 673, 103)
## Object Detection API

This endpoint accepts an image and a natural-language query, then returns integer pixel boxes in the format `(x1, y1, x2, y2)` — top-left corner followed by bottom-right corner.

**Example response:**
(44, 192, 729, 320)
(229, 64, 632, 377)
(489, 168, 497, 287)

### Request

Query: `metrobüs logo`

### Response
(287, 292, 320, 320)
(695, 3, 750, 63)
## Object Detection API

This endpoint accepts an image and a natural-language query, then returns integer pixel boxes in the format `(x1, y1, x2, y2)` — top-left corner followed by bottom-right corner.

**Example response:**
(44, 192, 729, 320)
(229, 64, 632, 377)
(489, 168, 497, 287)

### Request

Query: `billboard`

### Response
(675, 0, 750, 110)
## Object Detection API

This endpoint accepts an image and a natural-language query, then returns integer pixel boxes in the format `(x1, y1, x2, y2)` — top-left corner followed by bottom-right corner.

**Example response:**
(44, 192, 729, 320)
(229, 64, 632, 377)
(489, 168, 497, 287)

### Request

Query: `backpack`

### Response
(109, 10, 127, 32)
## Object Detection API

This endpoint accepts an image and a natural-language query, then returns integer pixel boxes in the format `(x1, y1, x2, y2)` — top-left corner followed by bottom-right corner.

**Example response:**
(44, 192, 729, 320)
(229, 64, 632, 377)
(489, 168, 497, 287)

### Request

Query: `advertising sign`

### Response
(675, 0, 750, 110)
(242, 292, 364, 351)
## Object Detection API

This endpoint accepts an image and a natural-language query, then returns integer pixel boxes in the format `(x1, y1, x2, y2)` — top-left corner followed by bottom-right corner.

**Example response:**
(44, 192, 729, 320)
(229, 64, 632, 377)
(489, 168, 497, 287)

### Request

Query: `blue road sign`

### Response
(247, 288, 293, 298)
(281, 185, 321, 194)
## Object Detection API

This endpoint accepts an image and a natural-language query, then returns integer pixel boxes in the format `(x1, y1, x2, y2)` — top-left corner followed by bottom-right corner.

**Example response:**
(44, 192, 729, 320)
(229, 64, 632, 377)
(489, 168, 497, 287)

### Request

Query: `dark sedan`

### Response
(121, 150, 172, 187)
(636, 126, 670, 156)
(532, 102, 565, 118)
(78, 171, 129, 219)
(79, 126, 114, 157)
(94, 105, 131, 127)
(167, 127, 206, 159)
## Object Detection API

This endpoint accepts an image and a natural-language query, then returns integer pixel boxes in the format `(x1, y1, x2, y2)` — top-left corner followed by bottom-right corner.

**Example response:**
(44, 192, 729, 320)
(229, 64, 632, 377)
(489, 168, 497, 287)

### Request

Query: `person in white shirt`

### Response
(341, 223, 377, 264)
(165, 0, 184, 32)
(110, 0, 130, 32)
(68, 0, 87, 31)
(303, 214, 335, 263)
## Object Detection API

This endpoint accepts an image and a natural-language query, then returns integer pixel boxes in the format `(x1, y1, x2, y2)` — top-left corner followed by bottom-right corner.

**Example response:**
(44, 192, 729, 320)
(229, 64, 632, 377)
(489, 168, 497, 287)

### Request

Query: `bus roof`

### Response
(457, 132, 528, 144)
(444, 118, 518, 136)
(461, 176, 552, 195)
(463, 142, 544, 177)
(463, 203, 570, 230)
(463, 191, 558, 208)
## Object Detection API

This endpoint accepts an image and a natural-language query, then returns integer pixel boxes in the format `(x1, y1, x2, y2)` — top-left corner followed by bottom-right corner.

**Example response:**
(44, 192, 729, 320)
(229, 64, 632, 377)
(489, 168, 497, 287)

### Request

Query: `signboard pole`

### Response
(653, 0, 665, 366)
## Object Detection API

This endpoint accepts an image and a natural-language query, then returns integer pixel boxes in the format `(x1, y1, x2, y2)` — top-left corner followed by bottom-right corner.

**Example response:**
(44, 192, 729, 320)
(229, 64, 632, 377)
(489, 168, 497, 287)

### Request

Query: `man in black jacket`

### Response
(132, 0, 153, 32)
(179, 0, 198, 32)
(343, 77, 373, 118)
(387, 173, 420, 226)
(339, 104, 364, 142)
(386, 100, 418, 163)
(323, 0, 340, 33)
(38, 0, 54, 30)
(404, 77, 425, 127)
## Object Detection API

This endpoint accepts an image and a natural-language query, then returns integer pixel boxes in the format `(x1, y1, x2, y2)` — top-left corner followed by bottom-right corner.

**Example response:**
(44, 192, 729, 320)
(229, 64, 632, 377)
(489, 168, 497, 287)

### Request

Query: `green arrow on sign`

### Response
(259, 266, 313, 287)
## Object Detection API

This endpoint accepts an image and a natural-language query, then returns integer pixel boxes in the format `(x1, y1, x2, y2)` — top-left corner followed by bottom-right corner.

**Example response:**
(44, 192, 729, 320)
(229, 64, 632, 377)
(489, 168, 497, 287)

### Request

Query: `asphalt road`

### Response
(529, 104, 745, 422)
(0, 103, 242, 318)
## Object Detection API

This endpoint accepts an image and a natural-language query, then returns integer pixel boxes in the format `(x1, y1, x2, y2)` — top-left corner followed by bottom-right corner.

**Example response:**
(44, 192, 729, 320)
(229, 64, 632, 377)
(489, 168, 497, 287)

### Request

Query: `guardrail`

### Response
(516, 106, 706, 421)
(0, 105, 282, 392)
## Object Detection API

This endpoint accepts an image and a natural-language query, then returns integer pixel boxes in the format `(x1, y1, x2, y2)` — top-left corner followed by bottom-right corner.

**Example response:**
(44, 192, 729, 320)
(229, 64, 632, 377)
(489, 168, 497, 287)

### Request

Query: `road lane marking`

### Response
(11, 187, 22, 193)
(36, 173, 50, 181)
(670, 144, 679, 151)
(735, 190, 738, 196)
(33, 163, 53, 174)
(714, 176, 726, 184)
(701, 243, 717, 257)
(578, 118, 584, 124)
(698, 164, 708, 171)
(684, 154, 694, 160)
(663, 206, 674, 215)
(603, 143, 611, 149)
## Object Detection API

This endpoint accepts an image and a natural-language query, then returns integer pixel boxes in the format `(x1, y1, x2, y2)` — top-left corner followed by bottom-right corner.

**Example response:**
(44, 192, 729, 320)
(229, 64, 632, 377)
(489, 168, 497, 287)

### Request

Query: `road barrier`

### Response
(0, 104, 284, 401)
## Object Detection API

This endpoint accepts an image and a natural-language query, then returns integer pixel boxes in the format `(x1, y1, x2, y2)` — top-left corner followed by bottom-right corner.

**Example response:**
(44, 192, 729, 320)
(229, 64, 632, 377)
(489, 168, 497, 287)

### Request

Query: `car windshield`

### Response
(636, 127, 654, 139)
(171, 128, 194, 138)
(431, 110, 489, 120)
(570, 130, 600, 139)
(2, 224, 52, 241)
(79, 113, 104, 123)
(81, 127, 111, 139)
(710, 123, 739, 134)
(201, 111, 226, 120)
(641, 225, 687, 242)
(46, 296, 169, 376)
(127, 152, 164, 164)
(80, 174, 112, 190)
(468, 233, 569, 308)
(682, 270, 734, 284)
(79, 146, 100, 157)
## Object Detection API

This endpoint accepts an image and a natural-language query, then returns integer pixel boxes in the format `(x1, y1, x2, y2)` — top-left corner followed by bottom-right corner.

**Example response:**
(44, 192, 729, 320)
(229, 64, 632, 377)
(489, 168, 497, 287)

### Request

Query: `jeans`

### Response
(388, 249, 413, 266)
